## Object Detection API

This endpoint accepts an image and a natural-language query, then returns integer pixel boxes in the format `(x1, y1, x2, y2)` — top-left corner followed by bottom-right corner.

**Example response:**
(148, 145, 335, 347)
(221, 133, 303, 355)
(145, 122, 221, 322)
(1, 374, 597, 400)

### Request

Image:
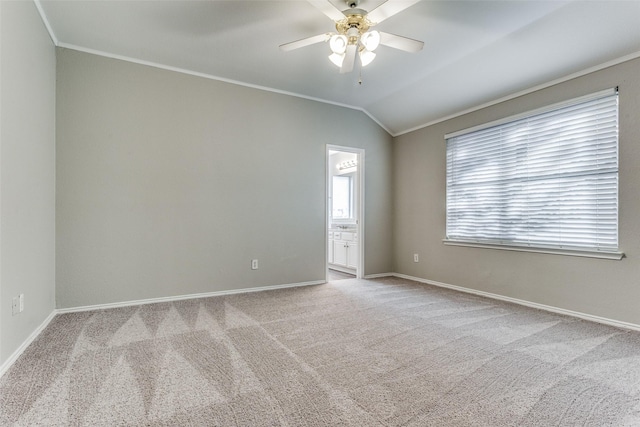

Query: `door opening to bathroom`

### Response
(326, 145, 364, 281)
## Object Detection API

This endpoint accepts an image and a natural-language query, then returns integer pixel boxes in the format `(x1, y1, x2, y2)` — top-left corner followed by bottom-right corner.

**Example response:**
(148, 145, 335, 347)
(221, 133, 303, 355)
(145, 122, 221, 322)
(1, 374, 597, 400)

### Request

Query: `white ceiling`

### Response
(37, 0, 640, 136)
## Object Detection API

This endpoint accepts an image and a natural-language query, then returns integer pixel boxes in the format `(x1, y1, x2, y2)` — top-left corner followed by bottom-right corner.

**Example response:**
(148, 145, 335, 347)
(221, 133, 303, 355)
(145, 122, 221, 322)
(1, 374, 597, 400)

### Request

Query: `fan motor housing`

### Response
(336, 10, 371, 36)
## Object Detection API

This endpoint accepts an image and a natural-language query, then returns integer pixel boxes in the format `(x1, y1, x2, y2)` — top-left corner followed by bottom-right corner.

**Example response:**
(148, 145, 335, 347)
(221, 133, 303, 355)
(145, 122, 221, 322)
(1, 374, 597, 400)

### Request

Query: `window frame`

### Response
(443, 88, 623, 260)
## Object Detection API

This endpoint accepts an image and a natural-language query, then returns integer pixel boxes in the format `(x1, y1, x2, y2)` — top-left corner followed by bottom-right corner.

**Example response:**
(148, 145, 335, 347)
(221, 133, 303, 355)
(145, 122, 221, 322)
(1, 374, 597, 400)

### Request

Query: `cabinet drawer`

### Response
(341, 232, 354, 241)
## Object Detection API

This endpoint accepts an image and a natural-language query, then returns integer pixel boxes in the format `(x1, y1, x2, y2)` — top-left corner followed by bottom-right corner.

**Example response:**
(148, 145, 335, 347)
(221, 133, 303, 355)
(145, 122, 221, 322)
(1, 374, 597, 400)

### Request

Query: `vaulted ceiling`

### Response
(38, 0, 640, 135)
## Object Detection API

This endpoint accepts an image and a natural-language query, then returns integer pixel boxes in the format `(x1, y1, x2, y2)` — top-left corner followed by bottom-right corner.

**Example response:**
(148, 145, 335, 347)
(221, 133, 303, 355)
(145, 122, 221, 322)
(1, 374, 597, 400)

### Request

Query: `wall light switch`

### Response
(413, 253, 419, 263)
(19, 294, 24, 312)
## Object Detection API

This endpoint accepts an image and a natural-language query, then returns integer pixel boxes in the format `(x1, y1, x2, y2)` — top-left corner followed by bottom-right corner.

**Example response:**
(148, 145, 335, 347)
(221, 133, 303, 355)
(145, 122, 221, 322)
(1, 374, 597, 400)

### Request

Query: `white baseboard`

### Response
(392, 273, 640, 332)
(0, 309, 57, 378)
(363, 273, 394, 279)
(56, 279, 326, 314)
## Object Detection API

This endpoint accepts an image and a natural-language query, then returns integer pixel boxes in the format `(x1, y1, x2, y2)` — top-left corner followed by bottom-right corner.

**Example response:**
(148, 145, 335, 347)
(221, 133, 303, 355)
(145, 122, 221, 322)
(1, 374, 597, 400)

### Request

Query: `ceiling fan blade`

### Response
(366, 0, 420, 24)
(379, 31, 424, 53)
(340, 44, 357, 74)
(308, 0, 346, 21)
(280, 33, 331, 52)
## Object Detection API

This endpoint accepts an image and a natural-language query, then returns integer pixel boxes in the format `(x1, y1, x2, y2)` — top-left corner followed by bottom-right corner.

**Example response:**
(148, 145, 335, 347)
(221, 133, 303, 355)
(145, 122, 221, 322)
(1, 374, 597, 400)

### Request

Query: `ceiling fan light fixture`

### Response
(282, 0, 423, 74)
(329, 34, 348, 54)
(329, 52, 345, 67)
(359, 49, 376, 67)
(361, 30, 380, 51)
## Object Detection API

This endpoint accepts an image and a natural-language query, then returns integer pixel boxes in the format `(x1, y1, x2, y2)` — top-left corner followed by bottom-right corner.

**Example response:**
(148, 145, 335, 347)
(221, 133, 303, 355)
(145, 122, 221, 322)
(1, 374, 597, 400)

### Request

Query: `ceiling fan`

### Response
(280, 0, 424, 74)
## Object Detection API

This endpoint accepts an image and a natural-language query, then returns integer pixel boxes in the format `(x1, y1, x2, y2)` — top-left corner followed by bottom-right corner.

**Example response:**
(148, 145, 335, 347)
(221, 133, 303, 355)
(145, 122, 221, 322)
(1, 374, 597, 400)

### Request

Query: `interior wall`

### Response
(0, 1, 56, 365)
(393, 57, 640, 325)
(56, 49, 393, 309)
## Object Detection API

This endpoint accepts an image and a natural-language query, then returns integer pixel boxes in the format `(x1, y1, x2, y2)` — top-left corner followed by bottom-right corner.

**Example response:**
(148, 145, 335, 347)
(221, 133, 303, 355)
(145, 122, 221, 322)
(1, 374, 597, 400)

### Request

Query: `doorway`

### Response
(326, 145, 364, 281)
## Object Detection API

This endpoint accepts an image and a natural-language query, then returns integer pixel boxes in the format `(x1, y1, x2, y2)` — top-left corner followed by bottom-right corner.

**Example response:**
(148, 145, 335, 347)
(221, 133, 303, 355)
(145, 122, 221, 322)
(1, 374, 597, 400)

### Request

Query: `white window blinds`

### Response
(446, 88, 619, 254)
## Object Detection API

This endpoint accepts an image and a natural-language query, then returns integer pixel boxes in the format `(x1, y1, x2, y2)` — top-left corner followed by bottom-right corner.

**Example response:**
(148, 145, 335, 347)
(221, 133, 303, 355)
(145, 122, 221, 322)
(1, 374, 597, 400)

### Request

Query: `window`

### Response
(445, 88, 621, 258)
(332, 175, 353, 219)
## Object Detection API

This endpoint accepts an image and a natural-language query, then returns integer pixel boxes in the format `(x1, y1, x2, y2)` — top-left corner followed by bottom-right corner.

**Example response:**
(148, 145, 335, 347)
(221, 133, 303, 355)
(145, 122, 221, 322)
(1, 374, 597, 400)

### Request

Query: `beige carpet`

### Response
(2, 277, 640, 426)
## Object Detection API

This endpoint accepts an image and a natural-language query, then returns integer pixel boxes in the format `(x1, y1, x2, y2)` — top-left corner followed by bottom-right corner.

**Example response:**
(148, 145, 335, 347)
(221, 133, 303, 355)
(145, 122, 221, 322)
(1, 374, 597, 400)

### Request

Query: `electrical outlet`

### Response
(12, 296, 19, 316)
(413, 253, 419, 263)
(19, 294, 24, 312)
(251, 259, 259, 270)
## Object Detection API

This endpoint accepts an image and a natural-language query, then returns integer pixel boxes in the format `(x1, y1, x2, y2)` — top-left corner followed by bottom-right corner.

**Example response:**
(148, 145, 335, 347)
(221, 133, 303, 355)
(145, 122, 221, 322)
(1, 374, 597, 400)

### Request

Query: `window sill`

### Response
(442, 239, 624, 260)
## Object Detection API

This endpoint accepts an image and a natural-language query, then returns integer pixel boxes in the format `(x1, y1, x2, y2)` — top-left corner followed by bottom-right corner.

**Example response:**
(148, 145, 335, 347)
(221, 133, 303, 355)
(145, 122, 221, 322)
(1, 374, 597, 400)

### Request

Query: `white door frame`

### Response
(326, 145, 364, 279)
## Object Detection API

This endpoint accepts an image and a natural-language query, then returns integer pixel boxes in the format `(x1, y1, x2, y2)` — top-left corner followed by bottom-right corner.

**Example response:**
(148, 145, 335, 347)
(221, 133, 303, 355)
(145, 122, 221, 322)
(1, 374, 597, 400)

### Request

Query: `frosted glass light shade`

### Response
(329, 35, 348, 54)
(329, 52, 345, 67)
(359, 50, 376, 67)
(361, 31, 380, 51)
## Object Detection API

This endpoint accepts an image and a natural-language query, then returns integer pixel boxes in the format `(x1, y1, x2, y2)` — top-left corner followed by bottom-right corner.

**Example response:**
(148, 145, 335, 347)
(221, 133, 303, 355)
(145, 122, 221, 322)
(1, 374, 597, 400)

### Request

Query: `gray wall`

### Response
(0, 1, 56, 365)
(56, 49, 393, 308)
(393, 57, 640, 325)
